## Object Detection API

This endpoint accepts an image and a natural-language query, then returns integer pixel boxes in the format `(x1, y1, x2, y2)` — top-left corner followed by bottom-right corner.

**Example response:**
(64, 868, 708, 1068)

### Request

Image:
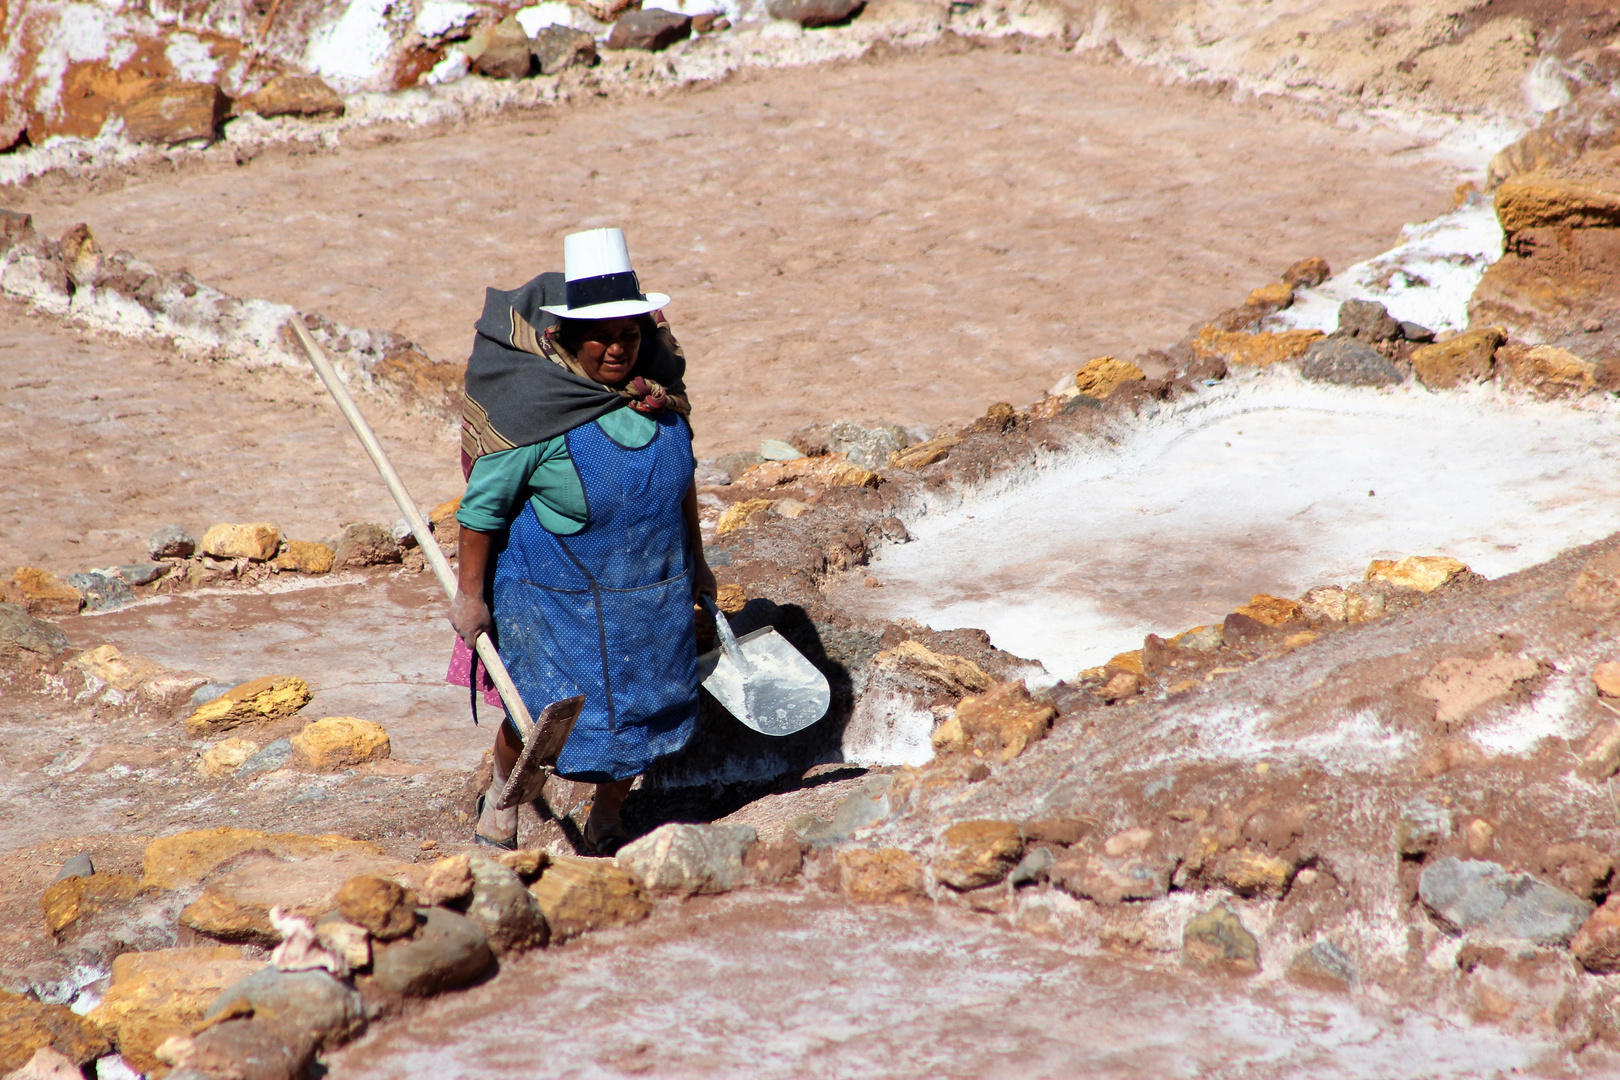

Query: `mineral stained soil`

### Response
(12, 47, 1466, 457)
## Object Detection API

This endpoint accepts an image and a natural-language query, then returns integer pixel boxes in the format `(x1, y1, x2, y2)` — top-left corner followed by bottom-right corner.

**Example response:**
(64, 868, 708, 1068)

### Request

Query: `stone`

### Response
(1571, 895, 1620, 973)
(86, 947, 261, 1074)
(1464, 819, 1495, 858)
(734, 455, 881, 491)
(142, 828, 385, 890)
(1169, 624, 1223, 650)
(40, 872, 140, 936)
(199, 522, 279, 562)
(469, 15, 534, 78)
(418, 854, 475, 907)
(237, 738, 292, 776)
(1577, 722, 1620, 778)
(1496, 343, 1597, 397)
(188, 967, 363, 1080)
(766, 0, 862, 25)
(1099, 671, 1140, 703)
(0, 991, 110, 1074)
(1421, 857, 1594, 944)
(272, 540, 334, 574)
(771, 497, 813, 519)
(1495, 170, 1620, 237)
(743, 838, 806, 885)
(462, 853, 548, 954)
(607, 9, 692, 50)
(1335, 299, 1402, 342)
(1191, 327, 1323, 369)
(71, 643, 179, 698)
(1567, 551, 1620, 615)
(1397, 796, 1452, 856)
(1182, 902, 1260, 974)
(63, 572, 134, 612)
(1365, 555, 1469, 593)
(1539, 842, 1612, 901)
(1211, 848, 1295, 898)
(182, 676, 312, 736)
(759, 439, 802, 461)
(54, 854, 94, 881)
(1008, 846, 1055, 887)
(147, 526, 196, 560)
(115, 563, 167, 586)
(497, 849, 546, 880)
(837, 848, 927, 904)
(1282, 256, 1330, 288)
(1595, 662, 1620, 698)
(368, 908, 492, 998)
(888, 435, 959, 470)
(934, 820, 1022, 890)
(314, 916, 372, 970)
(827, 420, 909, 472)
(242, 74, 344, 118)
(929, 680, 1054, 763)
(1232, 594, 1302, 628)
(194, 682, 233, 707)
(577, 0, 636, 21)
(336, 875, 417, 941)
(531, 25, 596, 75)
(179, 852, 402, 945)
(1416, 654, 1539, 729)
(796, 775, 894, 847)
(1021, 818, 1093, 847)
(0, 604, 70, 659)
(1, 569, 82, 617)
(4, 1047, 83, 1079)
(1072, 356, 1145, 399)
(1298, 586, 1348, 625)
(199, 738, 259, 779)
(118, 81, 228, 145)
(1245, 281, 1293, 309)
(528, 856, 649, 942)
(1410, 327, 1505, 389)
(290, 716, 390, 770)
(1288, 939, 1355, 990)
(873, 640, 994, 694)
(1299, 336, 1402, 387)
(331, 523, 401, 569)
(716, 498, 776, 535)
(1052, 846, 1170, 906)
(617, 823, 757, 896)
(1400, 321, 1435, 342)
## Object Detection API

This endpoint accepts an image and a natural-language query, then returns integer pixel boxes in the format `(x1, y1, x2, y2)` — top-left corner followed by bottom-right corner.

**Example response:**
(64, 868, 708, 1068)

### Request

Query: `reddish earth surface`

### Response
(9, 45, 1465, 457)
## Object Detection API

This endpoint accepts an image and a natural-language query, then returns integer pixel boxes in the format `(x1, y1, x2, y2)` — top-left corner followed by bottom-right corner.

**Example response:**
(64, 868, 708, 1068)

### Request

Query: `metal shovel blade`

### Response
(697, 601, 830, 736)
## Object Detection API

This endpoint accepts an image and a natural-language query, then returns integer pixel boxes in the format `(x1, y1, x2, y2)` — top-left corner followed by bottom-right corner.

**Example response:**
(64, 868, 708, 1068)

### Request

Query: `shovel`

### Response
(698, 594, 830, 736)
(288, 318, 579, 814)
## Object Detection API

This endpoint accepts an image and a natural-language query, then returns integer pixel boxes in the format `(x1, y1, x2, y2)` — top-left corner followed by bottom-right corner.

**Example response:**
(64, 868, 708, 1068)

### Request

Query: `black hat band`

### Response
(565, 271, 646, 311)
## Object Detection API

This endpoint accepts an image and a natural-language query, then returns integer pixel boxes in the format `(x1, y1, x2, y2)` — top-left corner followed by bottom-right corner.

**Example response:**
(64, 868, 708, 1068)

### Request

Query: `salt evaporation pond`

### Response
(836, 375, 1620, 682)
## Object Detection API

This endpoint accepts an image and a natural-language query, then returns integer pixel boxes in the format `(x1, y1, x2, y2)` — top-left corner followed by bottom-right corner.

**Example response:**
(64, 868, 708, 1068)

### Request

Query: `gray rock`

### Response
(368, 908, 493, 998)
(65, 572, 135, 612)
(616, 822, 758, 895)
(1009, 845, 1055, 887)
(190, 681, 232, 706)
(828, 420, 909, 472)
(1300, 336, 1402, 387)
(693, 460, 731, 487)
(767, 0, 863, 26)
(469, 14, 534, 78)
(1397, 796, 1451, 857)
(531, 24, 596, 75)
(714, 450, 762, 481)
(1399, 321, 1435, 343)
(237, 738, 292, 777)
(115, 563, 167, 586)
(1288, 939, 1355, 989)
(389, 518, 417, 549)
(795, 775, 894, 848)
(147, 525, 196, 560)
(463, 852, 549, 955)
(758, 438, 802, 461)
(1336, 299, 1402, 342)
(0, 602, 70, 657)
(1182, 901, 1260, 973)
(606, 9, 691, 50)
(55, 854, 94, 881)
(192, 967, 364, 1080)
(331, 523, 401, 569)
(1419, 857, 1595, 944)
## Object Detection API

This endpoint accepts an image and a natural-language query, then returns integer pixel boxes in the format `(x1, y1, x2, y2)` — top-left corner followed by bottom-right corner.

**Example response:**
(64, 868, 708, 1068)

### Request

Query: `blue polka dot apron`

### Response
(491, 411, 698, 782)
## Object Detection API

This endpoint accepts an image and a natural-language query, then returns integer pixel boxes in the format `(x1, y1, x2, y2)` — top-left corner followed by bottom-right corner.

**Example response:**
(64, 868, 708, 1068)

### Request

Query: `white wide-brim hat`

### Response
(539, 227, 669, 319)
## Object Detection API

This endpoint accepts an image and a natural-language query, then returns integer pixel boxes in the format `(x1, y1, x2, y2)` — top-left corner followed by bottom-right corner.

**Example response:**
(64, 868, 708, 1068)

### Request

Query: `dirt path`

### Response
(15, 46, 1466, 456)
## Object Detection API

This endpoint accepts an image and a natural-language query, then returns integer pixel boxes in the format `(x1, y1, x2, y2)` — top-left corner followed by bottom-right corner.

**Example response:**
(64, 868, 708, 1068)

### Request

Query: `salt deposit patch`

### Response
(839, 376, 1620, 681)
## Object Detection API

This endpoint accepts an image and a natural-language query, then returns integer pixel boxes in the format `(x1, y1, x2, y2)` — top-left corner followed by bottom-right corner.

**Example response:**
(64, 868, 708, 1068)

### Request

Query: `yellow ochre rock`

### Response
(735, 455, 881, 490)
(715, 499, 776, 536)
(889, 434, 960, 470)
(1073, 357, 1145, 399)
(182, 675, 311, 736)
(198, 738, 259, 779)
(1233, 594, 1302, 627)
(1365, 555, 1470, 593)
(1495, 169, 1620, 237)
(1244, 281, 1294, 309)
(2, 567, 82, 616)
(1410, 327, 1505, 389)
(272, 540, 335, 574)
(1191, 327, 1322, 368)
(528, 855, 649, 942)
(1496, 343, 1597, 398)
(874, 640, 994, 694)
(0, 989, 111, 1074)
(931, 680, 1055, 762)
(141, 827, 385, 890)
(837, 848, 926, 905)
(40, 873, 141, 936)
(199, 523, 280, 562)
(87, 947, 262, 1075)
(291, 716, 391, 771)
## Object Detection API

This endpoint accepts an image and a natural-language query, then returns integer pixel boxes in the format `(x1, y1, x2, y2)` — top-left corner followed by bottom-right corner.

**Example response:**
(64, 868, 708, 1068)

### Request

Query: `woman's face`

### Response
(570, 316, 642, 387)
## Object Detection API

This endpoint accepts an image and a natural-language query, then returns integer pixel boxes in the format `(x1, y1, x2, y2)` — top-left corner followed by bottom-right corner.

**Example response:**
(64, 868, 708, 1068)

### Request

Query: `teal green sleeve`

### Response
(457, 437, 588, 535)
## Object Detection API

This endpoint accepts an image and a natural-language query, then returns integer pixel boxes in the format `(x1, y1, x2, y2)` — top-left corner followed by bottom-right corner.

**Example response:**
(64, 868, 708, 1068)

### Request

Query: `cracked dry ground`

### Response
(8, 42, 1610, 1080)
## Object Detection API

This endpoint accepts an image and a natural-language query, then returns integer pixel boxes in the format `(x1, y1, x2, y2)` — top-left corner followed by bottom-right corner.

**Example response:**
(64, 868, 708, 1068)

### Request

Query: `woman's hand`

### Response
(693, 557, 717, 605)
(450, 590, 494, 648)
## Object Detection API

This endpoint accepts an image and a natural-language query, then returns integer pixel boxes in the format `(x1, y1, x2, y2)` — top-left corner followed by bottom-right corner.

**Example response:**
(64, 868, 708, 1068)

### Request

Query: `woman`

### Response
(447, 228, 716, 852)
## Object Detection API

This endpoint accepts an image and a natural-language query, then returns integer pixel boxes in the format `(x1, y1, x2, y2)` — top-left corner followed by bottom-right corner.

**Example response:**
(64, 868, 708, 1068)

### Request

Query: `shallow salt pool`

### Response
(834, 374, 1620, 682)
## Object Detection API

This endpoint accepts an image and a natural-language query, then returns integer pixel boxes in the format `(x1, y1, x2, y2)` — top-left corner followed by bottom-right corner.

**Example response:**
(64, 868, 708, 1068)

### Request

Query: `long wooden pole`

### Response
(287, 318, 538, 743)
